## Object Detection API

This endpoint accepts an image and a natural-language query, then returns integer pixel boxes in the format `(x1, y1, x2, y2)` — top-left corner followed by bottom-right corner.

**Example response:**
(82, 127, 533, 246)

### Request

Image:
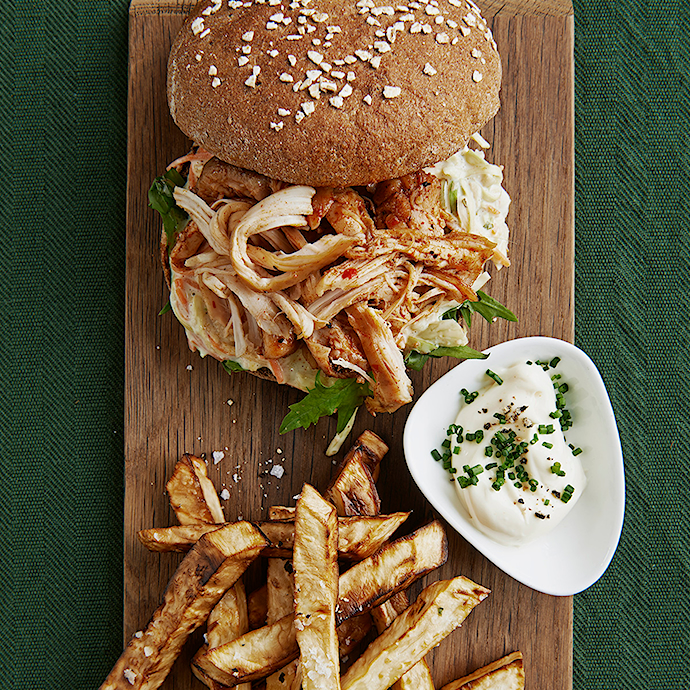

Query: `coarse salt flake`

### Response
(331, 70, 345, 78)
(347, 71, 356, 80)
(422, 23, 432, 33)
(374, 41, 391, 53)
(238, 55, 250, 65)
(143, 646, 154, 658)
(123, 669, 136, 684)
(200, 27, 211, 38)
(270, 121, 285, 130)
(208, 65, 218, 75)
(301, 101, 316, 115)
(308, 50, 323, 64)
(370, 55, 382, 68)
(355, 49, 372, 61)
(270, 11, 284, 20)
(266, 21, 279, 29)
(423, 62, 437, 75)
(436, 32, 449, 43)
(212, 76, 222, 87)
(191, 17, 205, 34)
(472, 70, 483, 81)
(460, 25, 471, 36)
(242, 30, 254, 41)
(471, 48, 482, 57)
(383, 85, 401, 98)
(339, 83, 353, 97)
(186, 364, 193, 370)
(220, 488, 230, 500)
(134, 631, 143, 639)
(270, 465, 285, 478)
(213, 450, 225, 464)
(268, 49, 279, 57)
(278, 107, 291, 115)
(329, 95, 344, 108)
(279, 72, 294, 82)
(288, 54, 297, 65)
(242, 45, 252, 54)
(233, 473, 239, 482)
(363, 94, 372, 104)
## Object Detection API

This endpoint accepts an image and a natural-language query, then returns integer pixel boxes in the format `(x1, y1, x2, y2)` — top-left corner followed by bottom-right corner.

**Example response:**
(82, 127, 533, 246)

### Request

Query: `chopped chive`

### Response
(485, 462, 497, 470)
(486, 369, 503, 385)
(550, 356, 561, 367)
(542, 442, 553, 449)
(549, 410, 562, 419)
(572, 447, 583, 456)
(530, 434, 538, 445)
(558, 383, 569, 393)
(484, 446, 493, 457)
(544, 499, 550, 506)
(470, 464, 484, 475)
(514, 481, 522, 488)
(431, 449, 442, 461)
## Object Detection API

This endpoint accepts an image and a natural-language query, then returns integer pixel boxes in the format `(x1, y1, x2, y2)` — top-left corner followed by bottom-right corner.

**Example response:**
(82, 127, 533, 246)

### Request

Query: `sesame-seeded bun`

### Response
(167, 0, 501, 186)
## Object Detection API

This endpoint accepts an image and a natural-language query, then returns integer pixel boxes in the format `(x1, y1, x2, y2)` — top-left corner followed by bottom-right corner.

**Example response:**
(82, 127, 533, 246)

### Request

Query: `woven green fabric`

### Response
(0, 0, 687, 688)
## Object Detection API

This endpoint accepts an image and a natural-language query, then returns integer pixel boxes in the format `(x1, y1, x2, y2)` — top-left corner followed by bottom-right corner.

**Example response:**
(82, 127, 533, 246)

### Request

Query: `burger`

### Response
(150, 0, 515, 438)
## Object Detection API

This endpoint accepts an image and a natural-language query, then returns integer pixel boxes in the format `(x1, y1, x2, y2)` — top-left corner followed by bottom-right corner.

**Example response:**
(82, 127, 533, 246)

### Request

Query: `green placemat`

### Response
(1, 0, 687, 688)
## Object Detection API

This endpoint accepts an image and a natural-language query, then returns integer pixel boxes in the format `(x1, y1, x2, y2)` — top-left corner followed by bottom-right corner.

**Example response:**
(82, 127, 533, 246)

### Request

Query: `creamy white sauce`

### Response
(450, 362, 586, 545)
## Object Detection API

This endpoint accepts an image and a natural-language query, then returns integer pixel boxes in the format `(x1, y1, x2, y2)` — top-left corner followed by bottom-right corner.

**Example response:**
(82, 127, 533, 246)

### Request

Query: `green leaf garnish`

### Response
(148, 169, 189, 250)
(222, 360, 246, 374)
(405, 345, 487, 371)
(279, 372, 372, 434)
(158, 302, 172, 316)
(463, 290, 517, 324)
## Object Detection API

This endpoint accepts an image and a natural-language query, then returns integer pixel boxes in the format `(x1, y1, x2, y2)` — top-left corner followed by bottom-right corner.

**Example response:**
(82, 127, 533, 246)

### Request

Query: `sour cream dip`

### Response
(448, 361, 586, 546)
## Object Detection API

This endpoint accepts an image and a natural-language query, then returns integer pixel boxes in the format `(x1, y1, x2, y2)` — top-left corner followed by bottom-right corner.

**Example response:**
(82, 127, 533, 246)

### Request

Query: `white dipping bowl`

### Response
(403, 336, 625, 596)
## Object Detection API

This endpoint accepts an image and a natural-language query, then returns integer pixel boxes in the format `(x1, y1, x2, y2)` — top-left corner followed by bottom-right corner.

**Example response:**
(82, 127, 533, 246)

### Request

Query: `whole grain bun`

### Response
(168, 0, 501, 186)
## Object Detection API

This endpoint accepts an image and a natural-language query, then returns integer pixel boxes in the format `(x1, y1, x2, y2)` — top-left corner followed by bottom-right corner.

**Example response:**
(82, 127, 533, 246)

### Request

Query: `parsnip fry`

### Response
(341, 576, 490, 690)
(371, 595, 435, 690)
(192, 580, 252, 690)
(267, 558, 295, 625)
(439, 652, 525, 690)
(325, 432, 388, 516)
(293, 484, 340, 690)
(247, 584, 268, 629)
(267, 613, 372, 690)
(194, 520, 447, 686)
(100, 522, 267, 690)
(138, 513, 409, 558)
(166, 454, 225, 524)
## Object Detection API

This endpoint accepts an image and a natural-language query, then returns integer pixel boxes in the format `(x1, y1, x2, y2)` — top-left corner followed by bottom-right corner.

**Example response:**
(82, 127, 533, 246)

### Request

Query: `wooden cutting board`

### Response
(124, 0, 574, 687)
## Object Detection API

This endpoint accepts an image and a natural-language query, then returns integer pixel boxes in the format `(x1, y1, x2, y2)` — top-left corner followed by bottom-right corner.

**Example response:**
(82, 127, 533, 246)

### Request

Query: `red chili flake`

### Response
(342, 268, 357, 279)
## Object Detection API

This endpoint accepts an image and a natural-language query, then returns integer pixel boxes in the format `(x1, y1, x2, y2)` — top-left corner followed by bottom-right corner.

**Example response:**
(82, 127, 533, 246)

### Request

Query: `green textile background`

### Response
(0, 0, 687, 688)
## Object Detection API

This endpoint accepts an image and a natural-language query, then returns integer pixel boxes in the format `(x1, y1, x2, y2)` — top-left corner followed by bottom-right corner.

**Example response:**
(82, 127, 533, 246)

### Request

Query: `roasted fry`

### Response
(137, 513, 409, 558)
(439, 652, 525, 690)
(267, 558, 295, 625)
(100, 522, 267, 690)
(325, 432, 388, 516)
(267, 612, 373, 689)
(166, 454, 225, 524)
(268, 505, 295, 521)
(192, 580, 252, 690)
(370, 595, 435, 690)
(340, 576, 490, 690)
(194, 520, 447, 686)
(293, 484, 340, 690)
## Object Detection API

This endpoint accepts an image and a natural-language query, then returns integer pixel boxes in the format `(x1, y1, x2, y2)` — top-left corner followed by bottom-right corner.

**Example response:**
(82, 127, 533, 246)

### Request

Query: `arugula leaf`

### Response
(279, 372, 372, 435)
(222, 360, 246, 374)
(148, 169, 189, 250)
(462, 290, 517, 326)
(405, 345, 488, 371)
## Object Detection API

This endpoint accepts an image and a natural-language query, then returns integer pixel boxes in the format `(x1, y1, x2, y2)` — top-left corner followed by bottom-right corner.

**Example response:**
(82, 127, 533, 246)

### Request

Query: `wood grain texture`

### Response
(124, 0, 574, 687)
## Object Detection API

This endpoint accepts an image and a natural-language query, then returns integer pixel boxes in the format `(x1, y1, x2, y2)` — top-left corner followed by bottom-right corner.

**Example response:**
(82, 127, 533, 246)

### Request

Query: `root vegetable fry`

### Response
(293, 484, 340, 690)
(100, 522, 267, 690)
(341, 576, 490, 690)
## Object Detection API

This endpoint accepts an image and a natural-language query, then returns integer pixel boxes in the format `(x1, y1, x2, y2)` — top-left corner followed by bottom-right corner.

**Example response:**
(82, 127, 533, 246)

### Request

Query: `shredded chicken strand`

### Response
(165, 153, 509, 412)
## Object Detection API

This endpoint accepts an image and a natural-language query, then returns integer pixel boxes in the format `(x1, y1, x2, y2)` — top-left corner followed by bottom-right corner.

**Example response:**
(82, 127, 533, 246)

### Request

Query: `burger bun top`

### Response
(167, 0, 501, 186)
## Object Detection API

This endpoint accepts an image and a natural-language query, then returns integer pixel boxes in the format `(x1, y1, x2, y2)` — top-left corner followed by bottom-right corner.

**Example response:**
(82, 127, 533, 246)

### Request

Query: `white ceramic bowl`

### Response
(403, 336, 625, 596)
